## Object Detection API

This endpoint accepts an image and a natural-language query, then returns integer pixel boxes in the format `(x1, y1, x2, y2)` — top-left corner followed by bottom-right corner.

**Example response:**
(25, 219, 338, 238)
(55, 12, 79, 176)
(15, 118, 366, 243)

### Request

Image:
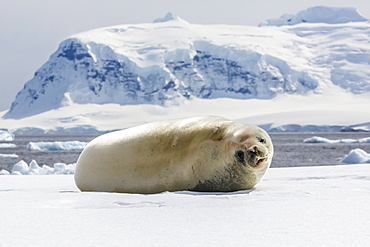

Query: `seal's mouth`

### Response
(250, 156, 268, 168)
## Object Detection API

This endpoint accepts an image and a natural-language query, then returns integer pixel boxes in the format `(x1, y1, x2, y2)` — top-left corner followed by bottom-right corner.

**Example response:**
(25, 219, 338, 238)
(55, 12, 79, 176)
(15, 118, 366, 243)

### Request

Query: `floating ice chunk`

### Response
(0, 169, 10, 175)
(26, 141, 88, 151)
(304, 136, 370, 144)
(0, 130, 15, 141)
(304, 136, 334, 143)
(5, 160, 77, 175)
(0, 153, 18, 158)
(359, 137, 370, 143)
(28, 160, 41, 175)
(40, 165, 54, 175)
(53, 163, 75, 174)
(0, 143, 16, 148)
(29, 160, 40, 170)
(341, 149, 370, 164)
(11, 160, 29, 175)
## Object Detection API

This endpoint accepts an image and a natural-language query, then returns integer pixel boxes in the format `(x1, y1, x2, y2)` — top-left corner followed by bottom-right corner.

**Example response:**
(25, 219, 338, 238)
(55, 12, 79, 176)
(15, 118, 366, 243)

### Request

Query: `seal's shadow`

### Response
(172, 188, 255, 196)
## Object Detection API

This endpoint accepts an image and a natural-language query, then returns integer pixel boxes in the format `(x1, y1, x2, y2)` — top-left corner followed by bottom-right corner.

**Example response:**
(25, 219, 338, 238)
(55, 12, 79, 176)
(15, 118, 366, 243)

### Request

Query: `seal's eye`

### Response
(257, 137, 266, 144)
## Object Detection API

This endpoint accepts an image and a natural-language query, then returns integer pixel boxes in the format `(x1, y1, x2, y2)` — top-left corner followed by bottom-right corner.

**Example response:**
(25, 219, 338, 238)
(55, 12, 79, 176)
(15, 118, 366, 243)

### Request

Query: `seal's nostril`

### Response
(248, 146, 258, 157)
(247, 149, 256, 158)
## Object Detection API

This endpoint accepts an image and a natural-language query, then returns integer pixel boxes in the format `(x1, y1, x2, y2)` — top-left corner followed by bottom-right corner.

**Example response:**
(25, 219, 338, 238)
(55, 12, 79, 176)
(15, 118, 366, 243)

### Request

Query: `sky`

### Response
(0, 0, 369, 111)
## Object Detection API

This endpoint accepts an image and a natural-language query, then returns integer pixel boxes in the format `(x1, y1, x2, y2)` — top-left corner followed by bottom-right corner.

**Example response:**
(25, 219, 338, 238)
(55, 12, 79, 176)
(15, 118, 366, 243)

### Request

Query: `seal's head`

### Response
(193, 120, 273, 192)
(233, 129, 272, 169)
(226, 123, 273, 184)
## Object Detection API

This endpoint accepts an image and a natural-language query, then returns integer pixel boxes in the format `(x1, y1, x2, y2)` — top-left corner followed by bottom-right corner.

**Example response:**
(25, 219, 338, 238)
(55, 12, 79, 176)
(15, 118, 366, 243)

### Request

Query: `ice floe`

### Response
(0, 159, 76, 175)
(0, 143, 16, 148)
(0, 153, 18, 158)
(303, 136, 370, 143)
(26, 141, 88, 151)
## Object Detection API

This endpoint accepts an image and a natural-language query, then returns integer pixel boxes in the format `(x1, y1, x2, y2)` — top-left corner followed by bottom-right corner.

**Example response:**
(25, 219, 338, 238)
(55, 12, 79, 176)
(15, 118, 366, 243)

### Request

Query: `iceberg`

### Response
(0, 130, 14, 141)
(26, 141, 88, 151)
(11, 160, 29, 175)
(341, 149, 370, 164)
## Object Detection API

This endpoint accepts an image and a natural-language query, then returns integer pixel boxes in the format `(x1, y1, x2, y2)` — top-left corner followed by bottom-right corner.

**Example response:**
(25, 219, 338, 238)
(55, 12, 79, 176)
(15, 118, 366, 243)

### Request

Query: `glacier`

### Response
(4, 19, 320, 119)
(1, 7, 370, 132)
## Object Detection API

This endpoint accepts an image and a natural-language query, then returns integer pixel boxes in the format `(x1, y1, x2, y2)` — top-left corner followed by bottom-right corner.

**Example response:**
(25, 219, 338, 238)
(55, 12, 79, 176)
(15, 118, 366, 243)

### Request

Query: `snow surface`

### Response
(304, 136, 370, 143)
(26, 141, 88, 151)
(259, 6, 368, 26)
(1, 92, 370, 133)
(0, 129, 14, 141)
(0, 164, 369, 246)
(341, 149, 370, 164)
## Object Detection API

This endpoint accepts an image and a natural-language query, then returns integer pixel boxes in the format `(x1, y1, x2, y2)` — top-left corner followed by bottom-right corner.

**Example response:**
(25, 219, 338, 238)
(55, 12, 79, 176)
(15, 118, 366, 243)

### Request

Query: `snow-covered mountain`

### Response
(259, 6, 367, 26)
(1, 6, 370, 132)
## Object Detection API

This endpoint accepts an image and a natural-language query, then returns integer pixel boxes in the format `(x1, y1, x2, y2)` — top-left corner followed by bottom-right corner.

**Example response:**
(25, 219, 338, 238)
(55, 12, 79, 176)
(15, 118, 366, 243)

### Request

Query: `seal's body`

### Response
(74, 116, 273, 194)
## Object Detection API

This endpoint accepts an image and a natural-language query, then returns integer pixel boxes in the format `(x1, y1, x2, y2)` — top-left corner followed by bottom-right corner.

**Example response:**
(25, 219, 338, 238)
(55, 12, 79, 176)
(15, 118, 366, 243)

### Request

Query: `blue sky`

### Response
(1, 0, 369, 111)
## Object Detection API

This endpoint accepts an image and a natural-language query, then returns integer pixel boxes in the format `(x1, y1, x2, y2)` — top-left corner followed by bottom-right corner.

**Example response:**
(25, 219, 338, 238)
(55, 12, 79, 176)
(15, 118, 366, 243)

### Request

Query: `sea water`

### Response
(1, 132, 370, 172)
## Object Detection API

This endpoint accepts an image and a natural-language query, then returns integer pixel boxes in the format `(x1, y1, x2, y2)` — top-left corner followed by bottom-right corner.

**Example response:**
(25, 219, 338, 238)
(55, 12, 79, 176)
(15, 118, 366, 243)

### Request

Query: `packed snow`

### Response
(0, 164, 369, 246)
(26, 141, 88, 151)
(304, 136, 370, 143)
(341, 149, 370, 164)
(0, 129, 14, 141)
